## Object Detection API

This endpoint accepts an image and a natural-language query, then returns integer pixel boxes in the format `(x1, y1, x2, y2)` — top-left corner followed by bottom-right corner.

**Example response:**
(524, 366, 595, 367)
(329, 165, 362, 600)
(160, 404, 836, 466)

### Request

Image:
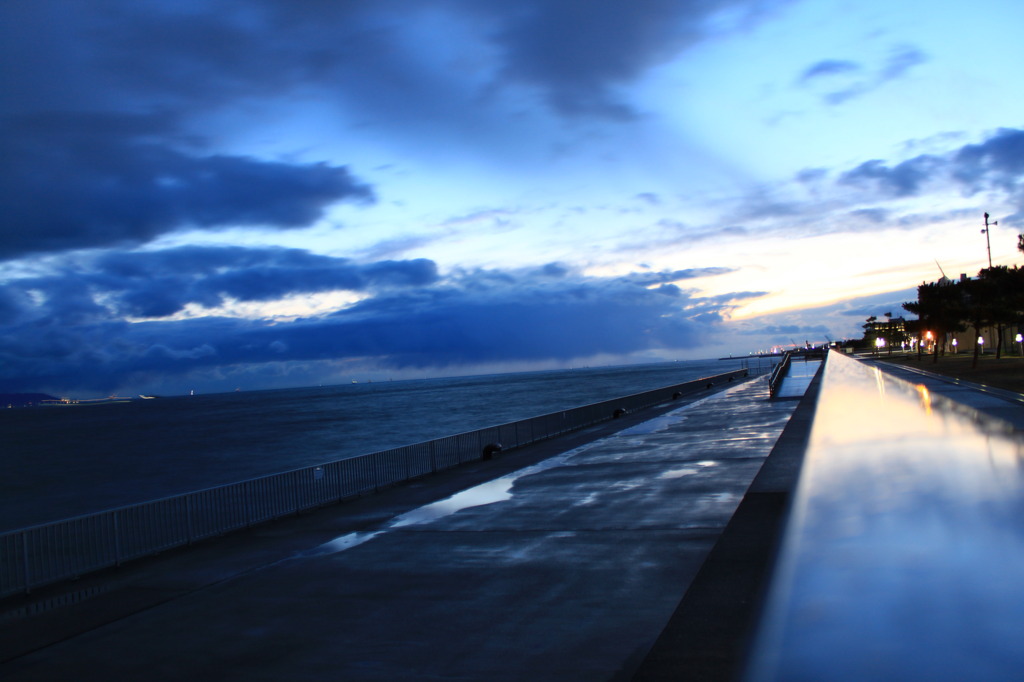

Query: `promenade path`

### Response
(772, 356, 819, 399)
(2, 374, 804, 681)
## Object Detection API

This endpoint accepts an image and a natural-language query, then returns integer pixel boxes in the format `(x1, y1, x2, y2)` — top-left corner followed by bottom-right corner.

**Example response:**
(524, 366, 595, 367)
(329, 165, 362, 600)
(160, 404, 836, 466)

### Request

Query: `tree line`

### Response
(899, 234, 1024, 366)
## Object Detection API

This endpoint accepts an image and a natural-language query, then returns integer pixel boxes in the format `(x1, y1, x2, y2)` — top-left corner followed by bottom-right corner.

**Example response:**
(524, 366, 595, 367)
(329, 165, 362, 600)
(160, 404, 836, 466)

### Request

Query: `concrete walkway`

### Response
(1, 376, 803, 681)
(773, 357, 820, 399)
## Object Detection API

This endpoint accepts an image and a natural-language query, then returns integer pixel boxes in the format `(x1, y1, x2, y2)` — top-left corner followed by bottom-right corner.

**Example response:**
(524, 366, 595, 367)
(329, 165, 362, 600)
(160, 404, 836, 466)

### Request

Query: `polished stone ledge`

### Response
(745, 351, 1024, 682)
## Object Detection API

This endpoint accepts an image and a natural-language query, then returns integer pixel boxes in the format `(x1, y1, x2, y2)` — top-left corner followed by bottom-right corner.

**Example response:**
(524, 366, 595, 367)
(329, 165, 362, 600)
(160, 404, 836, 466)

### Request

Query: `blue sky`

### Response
(2, 0, 1023, 396)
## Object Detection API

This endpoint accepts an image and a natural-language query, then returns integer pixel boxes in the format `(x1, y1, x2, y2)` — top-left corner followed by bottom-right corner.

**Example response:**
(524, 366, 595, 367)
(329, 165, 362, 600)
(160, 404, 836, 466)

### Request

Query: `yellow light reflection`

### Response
(914, 384, 932, 416)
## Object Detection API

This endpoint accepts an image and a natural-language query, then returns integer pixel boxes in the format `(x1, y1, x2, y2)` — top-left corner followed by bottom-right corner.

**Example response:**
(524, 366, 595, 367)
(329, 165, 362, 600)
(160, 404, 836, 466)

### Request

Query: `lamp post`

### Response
(952, 338, 958, 354)
(978, 336, 985, 355)
(1016, 333, 1022, 356)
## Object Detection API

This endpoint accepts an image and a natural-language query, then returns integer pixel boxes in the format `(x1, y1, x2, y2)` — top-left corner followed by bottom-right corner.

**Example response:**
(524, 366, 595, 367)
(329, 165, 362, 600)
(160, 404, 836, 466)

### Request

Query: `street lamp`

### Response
(952, 338, 958, 354)
(978, 336, 985, 355)
(1016, 333, 1022, 356)
(925, 331, 933, 352)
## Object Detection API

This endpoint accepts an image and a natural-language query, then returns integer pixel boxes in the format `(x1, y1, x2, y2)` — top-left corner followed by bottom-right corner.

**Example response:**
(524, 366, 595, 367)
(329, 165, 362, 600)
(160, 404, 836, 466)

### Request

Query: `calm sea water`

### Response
(1, 357, 772, 531)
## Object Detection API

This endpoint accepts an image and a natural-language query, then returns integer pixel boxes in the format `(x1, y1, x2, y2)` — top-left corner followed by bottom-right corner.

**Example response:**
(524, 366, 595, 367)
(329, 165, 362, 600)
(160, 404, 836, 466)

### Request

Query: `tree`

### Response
(903, 280, 966, 363)
(962, 275, 996, 367)
(972, 266, 1024, 359)
(862, 316, 878, 353)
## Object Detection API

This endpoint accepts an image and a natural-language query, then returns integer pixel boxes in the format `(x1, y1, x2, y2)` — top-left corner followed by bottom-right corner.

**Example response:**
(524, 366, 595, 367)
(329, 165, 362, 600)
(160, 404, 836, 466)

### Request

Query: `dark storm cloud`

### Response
(834, 127, 1024, 211)
(0, 258, 732, 393)
(4, 1, 783, 125)
(0, 0, 788, 262)
(839, 156, 941, 197)
(951, 128, 1024, 193)
(9, 246, 437, 320)
(474, 0, 777, 118)
(0, 112, 374, 260)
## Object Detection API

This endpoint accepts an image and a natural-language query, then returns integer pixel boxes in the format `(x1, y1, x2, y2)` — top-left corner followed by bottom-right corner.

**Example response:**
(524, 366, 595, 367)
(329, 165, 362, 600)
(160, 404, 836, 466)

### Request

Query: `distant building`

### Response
(863, 316, 908, 351)
(867, 316, 906, 337)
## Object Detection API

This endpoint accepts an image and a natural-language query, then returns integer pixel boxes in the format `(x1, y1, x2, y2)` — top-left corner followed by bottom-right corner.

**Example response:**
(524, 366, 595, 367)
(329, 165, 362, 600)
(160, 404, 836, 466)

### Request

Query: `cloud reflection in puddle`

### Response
(304, 448, 587, 556)
(658, 460, 718, 479)
(300, 387, 733, 558)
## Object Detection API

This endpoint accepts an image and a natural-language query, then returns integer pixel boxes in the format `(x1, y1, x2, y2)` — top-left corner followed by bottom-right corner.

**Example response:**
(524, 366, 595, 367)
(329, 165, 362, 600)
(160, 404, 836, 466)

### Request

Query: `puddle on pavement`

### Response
(303, 448, 587, 557)
(390, 477, 515, 528)
(303, 530, 383, 556)
(658, 460, 718, 479)
(300, 384, 746, 558)
(620, 397, 712, 435)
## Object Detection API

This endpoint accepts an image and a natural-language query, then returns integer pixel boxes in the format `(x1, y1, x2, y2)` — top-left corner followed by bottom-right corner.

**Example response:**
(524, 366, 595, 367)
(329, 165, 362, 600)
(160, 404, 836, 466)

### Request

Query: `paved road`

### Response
(2, 376, 802, 681)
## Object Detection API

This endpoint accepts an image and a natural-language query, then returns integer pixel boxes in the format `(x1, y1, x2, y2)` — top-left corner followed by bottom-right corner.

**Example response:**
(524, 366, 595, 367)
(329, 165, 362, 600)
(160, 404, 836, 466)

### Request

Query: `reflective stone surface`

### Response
(747, 352, 1024, 682)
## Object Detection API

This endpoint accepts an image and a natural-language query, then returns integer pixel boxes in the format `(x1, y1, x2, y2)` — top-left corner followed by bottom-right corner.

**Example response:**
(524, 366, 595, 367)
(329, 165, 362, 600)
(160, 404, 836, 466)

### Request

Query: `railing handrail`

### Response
(1, 368, 756, 597)
(767, 352, 792, 397)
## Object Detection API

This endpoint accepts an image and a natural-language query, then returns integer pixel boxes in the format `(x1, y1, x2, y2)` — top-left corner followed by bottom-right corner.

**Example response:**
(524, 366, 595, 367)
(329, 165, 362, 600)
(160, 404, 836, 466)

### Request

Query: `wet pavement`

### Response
(1, 376, 802, 681)
(773, 358, 821, 400)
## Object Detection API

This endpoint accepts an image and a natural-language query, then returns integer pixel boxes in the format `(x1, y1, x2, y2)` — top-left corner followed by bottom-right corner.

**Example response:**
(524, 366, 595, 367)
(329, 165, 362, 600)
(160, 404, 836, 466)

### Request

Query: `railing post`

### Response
(21, 532, 31, 595)
(245, 481, 254, 528)
(113, 511, 122, 566)
(186, 494, 194, 545)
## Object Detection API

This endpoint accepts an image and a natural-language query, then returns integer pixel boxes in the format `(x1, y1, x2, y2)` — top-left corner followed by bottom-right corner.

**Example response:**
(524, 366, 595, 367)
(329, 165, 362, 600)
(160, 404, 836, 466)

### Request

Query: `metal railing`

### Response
(1, 368, 752, 598)
(767, 352, 793, 398)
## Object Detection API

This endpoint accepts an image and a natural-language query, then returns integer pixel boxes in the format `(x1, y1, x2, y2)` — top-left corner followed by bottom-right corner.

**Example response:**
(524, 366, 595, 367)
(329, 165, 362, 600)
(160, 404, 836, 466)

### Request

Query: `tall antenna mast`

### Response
(982, 213, 996, 268)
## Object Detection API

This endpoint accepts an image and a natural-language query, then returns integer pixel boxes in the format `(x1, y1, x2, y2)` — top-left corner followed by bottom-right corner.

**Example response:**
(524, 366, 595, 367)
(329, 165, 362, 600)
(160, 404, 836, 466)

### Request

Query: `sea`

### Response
(1, 357, 775, 532)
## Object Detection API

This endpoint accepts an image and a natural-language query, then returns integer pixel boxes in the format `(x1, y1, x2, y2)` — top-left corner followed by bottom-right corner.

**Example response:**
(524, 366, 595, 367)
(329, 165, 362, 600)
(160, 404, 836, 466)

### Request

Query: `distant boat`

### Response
(138, 395, 157, 400)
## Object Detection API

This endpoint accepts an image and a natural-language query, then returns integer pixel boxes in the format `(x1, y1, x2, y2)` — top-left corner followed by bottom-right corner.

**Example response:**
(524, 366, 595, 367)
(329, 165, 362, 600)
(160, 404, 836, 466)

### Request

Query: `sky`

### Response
(2, 0, 1023, 397)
